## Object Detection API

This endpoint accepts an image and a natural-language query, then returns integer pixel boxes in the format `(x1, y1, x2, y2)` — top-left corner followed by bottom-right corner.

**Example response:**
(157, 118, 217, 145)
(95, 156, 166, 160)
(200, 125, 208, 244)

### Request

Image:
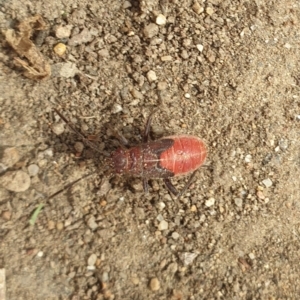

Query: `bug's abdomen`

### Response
(159, 135, 207, 176)
(111, 135, 207, 178)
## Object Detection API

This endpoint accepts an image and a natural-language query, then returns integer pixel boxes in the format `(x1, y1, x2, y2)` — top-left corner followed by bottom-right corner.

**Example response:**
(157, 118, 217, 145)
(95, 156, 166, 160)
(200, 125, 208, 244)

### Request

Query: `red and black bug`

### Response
(53, 109, 207, 197)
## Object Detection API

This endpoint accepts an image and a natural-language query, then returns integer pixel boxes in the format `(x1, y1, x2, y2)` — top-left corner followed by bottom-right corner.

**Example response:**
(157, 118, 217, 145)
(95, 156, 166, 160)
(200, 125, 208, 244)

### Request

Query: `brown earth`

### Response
(1, 0, 300, 299)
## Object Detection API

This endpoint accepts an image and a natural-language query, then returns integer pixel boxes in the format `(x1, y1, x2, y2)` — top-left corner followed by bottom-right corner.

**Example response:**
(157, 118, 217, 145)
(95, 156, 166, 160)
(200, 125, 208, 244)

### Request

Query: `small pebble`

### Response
(87, 216, 98, 230)
(205, 197, 215, 207)
(88, 254, 97, 266)
(262, 178, 272, 188)
(184, 93, 190, 99)
(181, 252, 198, 266)
(1, 147, 19, 168)
(74, 142, 84, 153)
(157, 81, 168, 90)
(156, 14, 167, 25)
(1, 210, 11, 220)
(44, 148, 53, 157)
(143, 23, 159, 38)
(190, 205, 197, 212)
(245, 154, 252, 163)
(172, 232, 180, 240)
(131, 89, 143, 99)
(158, 220, 168, 231)
(279, 139, 288, 150)
(257, 190, 265, 199)
(56, 222, 64, 230)
(249, 253, 255, 260)
(157, 202, 166, 210)
(98, 49, 110, 57)
(161, 55, 172, 61)
(37, 251, 43, 257)
(149, 277, 160, 291)
(55, 25, 72, 38)
(192, 2, 204, 14)
(28, 164, 39, 176)
(52, 62, 78, 78)
(206, 7, 214, 15)
(131, 275, 139, 285)
(234, 198, 243, 207)
(0, 170, 30, 192)
(147, 70, 157, 82)
(156, 214, 164, 222)
(123, 1, 132, 9)
(68, 28, 94, 46)
(196, 44, 204, 52)
(111, 103, 123, 114)
(54, 43, 66, 56)
(101, 272, 109, 282)
(181, 50, 189, 59)
(48, 220, 55, 230)
(52, 122, 65, 135)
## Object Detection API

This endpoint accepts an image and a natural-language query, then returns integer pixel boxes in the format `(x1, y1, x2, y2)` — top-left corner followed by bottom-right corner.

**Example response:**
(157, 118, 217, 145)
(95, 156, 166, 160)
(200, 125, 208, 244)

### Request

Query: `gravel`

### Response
(149, 277, 160, 291)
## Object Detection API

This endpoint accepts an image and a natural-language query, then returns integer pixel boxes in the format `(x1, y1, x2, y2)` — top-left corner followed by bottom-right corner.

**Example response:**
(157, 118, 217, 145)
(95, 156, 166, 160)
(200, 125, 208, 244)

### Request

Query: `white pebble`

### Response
(157, 202, 166, 210)
(28, 164, 39, 176)
(44, 148, 53, 157)
(249, 253, 255, 260)
(192, 2, 204, 14)
(52, 122, 65, 135)
(111, 103, 123, 114)
(158, 220, 168, 231)
(181, 252, 198, 265)
(262, 178, 272, 188)
(37, 251, 43, 257)
(88, 253, 97, 266)
(245, 154, 252, 163)
(55, 25, 72, 39)
(196, 44, 204, 52)
(234, 198, 243, 207)
(147, 70, 157, 82)
(172, 232, 180, 240)
(206, 7, 214, 15)
(156, 214, 164, 222)
(156, 14, 166, 25)
(205, 197, 215, 207)
(184, 93, 191, 99)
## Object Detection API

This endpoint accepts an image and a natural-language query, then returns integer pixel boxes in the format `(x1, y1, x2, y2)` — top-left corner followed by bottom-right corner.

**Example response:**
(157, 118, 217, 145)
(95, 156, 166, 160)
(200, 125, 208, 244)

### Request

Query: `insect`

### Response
(53, 109, 207, 197)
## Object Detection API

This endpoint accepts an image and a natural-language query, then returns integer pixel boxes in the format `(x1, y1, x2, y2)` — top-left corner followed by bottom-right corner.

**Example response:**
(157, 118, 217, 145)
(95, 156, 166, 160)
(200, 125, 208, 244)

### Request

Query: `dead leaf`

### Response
(4, 15, 51, 80)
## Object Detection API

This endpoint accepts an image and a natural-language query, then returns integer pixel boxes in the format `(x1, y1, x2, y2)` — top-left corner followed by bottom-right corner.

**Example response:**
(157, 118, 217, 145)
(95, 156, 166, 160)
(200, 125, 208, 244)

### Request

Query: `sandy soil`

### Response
(1, 0, 300, 299)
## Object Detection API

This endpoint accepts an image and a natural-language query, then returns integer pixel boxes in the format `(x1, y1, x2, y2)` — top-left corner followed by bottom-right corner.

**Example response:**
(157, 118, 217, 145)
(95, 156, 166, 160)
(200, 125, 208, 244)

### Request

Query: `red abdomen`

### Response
(159, 135, 207, 176)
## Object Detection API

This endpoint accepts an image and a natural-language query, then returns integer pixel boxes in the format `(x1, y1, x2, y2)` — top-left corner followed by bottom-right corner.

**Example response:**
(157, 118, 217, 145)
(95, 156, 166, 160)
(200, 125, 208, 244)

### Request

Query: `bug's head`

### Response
(110, 148, 128, 174)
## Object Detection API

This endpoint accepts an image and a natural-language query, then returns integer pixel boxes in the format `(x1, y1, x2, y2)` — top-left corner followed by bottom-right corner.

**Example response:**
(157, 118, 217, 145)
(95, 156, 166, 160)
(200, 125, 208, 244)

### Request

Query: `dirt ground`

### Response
(1, 0, 300, 299)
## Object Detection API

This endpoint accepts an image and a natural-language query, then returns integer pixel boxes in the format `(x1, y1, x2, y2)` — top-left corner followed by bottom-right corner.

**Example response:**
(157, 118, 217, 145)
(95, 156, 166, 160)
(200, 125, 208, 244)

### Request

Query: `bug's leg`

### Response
(177, 171, 198, 198)
(143, 110, 158, 143)
(143, 178, 149, 193)
(163, 178, 179, 196)
(164, 171, 198, 197)
(114, 130, 129, 149)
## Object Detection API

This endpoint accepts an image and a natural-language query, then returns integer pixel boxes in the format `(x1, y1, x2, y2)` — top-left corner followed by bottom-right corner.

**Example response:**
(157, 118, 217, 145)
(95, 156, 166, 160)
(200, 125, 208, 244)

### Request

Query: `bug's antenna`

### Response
(53, 108, 102, 153)
(47, 172, 96, 201)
